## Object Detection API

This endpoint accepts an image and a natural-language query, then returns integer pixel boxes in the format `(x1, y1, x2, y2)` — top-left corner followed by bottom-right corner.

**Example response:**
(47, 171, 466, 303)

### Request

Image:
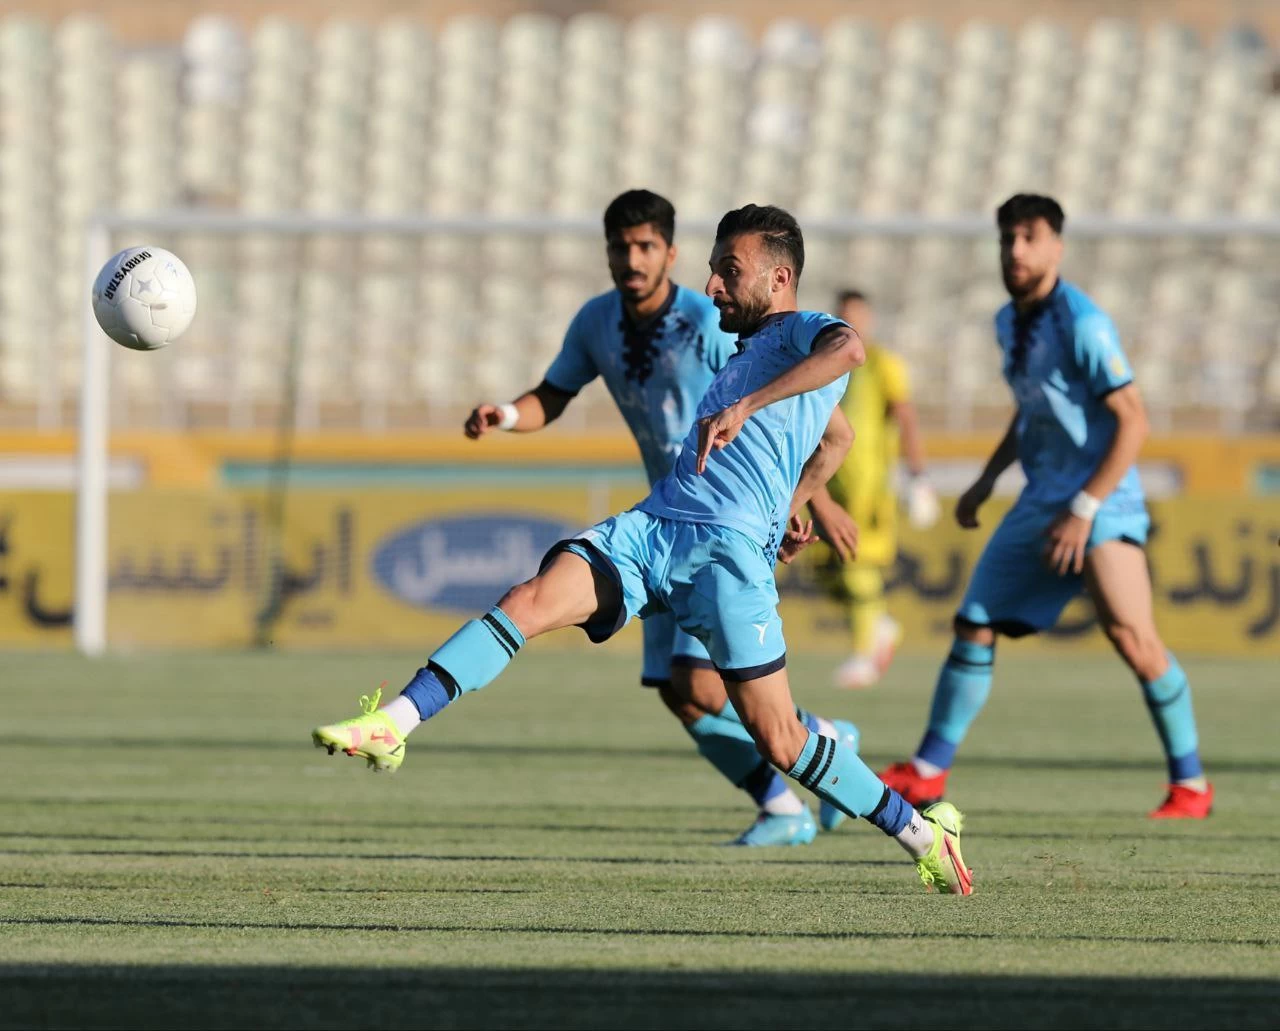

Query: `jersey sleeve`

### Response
(878, 350, 911, 405)
(1072, 310, 1133, 397)
(785, 312, 847, 357)
(542, 305, 599, 396)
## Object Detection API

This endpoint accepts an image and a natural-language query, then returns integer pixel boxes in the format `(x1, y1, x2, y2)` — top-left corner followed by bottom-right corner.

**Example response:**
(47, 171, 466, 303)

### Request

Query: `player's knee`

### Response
(953, 617, 995, 647)
(743, 711, 808, 771)
(656, 680, 703, 725)
(1104, 621, 1165, 680)
(675, 664, 729, 716)
(496, 578, 546, 636)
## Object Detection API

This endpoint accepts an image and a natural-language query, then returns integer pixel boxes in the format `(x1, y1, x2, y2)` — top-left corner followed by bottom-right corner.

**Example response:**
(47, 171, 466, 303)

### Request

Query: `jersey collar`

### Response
(620, 282, 679, 332)
(736, 310, 793, 350)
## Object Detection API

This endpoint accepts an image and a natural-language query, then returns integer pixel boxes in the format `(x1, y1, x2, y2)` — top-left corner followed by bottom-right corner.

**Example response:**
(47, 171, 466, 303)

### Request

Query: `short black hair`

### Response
(603, 189, 675, 245)
(996, 193, 1065, 235)
(836, 289, 868, 307)
(715, 204, 805, 281)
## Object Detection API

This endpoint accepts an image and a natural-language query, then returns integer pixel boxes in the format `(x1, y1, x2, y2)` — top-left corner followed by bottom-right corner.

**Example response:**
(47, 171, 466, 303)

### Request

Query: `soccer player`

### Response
(462, 190, 860, 846)
(313, 204, 974, 894)
(880, 194, 1213, 819)
(822, 289, 939, 690)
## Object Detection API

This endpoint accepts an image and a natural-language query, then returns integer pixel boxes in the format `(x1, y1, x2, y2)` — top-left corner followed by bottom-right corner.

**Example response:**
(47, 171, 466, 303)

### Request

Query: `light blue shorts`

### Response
(640, 613, 714, 688)
(957, 498, 1150, 637)
(545, 509, 786, 682)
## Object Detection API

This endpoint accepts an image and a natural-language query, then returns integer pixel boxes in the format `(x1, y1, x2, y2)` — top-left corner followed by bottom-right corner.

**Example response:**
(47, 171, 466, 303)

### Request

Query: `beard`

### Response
(613, 267, 665, 304)
(1002, 266, 1048, 301)
(716, 290, 772, 334)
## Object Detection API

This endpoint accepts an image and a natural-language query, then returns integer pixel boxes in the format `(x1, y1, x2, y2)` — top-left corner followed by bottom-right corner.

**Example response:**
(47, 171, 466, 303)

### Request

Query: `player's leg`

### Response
(673, 525, 970, 892)
(881, 503, 1079, 804)
(833, 564, 901, 689)
(1085, 539, 1212, 818)
(646, 618, 810, 841)
(311, 517, 643, 771)
(724, 667, 969, 892)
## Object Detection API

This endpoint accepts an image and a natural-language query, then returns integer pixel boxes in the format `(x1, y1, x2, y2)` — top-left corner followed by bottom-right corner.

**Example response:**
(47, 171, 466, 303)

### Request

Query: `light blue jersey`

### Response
(996, 280, 1145, 514)
(544, 284, 738, 485)
(639, 311, 849, 553)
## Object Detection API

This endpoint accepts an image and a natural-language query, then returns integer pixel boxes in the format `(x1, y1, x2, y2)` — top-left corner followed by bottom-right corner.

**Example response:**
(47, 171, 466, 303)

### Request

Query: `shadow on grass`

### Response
(2, 963, 1277, 1030)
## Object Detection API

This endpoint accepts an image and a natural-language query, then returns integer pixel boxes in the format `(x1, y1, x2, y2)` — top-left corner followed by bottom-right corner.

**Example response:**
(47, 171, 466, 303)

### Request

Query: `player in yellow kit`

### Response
(822, 291, 939, 689)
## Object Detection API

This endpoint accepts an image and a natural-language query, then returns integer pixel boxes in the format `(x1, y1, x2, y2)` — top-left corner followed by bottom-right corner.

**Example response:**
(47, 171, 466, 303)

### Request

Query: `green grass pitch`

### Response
(1, 647, 1277, 1029)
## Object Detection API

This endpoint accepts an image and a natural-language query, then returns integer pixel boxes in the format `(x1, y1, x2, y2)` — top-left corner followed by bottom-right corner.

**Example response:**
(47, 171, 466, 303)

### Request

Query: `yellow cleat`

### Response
(311, 686, 406, 773)
(915, 802, 974, 895)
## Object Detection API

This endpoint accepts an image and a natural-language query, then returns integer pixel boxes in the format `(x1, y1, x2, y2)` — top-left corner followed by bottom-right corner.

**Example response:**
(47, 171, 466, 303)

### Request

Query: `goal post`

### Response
(73, 210, 1280, 655)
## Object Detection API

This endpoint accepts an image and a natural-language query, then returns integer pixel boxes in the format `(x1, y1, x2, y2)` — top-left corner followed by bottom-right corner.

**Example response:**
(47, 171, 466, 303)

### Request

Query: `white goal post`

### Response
(75, 210, 1280, 655)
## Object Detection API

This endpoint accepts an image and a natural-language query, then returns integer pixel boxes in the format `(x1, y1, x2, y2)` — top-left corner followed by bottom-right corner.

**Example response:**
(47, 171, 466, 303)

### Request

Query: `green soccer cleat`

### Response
(915, 801, 974, 895)
(311, 686, 406, 773)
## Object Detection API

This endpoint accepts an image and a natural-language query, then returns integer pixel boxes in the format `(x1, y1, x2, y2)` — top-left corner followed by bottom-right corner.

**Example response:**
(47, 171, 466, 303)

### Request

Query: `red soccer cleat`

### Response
(1149, 782, 1214, 819)
(879, 761, 950, 807)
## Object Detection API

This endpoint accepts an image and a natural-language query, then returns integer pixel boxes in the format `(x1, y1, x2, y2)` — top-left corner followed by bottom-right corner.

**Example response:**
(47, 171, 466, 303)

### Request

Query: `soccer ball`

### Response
(91, 246, 197, 351)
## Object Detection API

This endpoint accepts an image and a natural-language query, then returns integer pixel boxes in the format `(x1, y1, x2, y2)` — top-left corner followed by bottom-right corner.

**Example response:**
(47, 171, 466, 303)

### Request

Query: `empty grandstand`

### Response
(1, 12, 1278, 430)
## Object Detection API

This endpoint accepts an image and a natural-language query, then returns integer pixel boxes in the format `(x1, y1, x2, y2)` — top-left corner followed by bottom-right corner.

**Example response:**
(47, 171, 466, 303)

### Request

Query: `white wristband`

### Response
(496, 403, 519, 431)
(1070, 490, 1101, 521)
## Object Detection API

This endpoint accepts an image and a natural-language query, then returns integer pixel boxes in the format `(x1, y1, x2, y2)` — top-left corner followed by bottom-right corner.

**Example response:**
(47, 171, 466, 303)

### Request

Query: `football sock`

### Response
(687, 704, 803, 812)
(893, 806, 935, 859)
(794, 706, 838, 739)
(1140, 654, 1204, 784)
(788, 730, 915, 839)
(914, 637, 995, 771)
(380, 695, 421, 737)
(399, 606, 525, 730)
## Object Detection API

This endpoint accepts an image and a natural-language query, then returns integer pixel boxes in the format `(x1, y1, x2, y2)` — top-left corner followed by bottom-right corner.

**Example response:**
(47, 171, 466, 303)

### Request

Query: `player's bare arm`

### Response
(956, 413, 1020, 528)
(696, 326, 864, 472)
(790, 408, 860, 562)
(464, 381, 575, 439)
(1044, 383, 1149, 575)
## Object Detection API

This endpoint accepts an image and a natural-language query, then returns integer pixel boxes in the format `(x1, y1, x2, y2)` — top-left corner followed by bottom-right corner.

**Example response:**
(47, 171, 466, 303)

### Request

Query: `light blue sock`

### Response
(916, 637, 995, 770)
(687, 704, 791, 807)
(788, 730, 911, 834)
(401, 606, 525, 721)
(1141, 655, 1203, 781)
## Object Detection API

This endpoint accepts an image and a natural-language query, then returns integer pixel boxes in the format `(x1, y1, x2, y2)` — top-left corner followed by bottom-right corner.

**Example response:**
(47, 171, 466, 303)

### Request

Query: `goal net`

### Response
(71, 211, 1280, 654)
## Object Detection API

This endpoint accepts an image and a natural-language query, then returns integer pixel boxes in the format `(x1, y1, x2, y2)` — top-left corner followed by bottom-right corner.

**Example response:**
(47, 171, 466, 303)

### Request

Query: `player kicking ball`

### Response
(313, 204, 973, 894)
(880, 194, 1212, 820)
(462, 190, 860, 847)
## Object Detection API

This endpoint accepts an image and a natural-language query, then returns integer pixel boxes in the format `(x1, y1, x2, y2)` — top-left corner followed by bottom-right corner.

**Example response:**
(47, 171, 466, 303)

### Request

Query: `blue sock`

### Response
(916, 637, 995, 770)
(1141, 655, 1203, 782)
(687, 704, 791, 808)
(401, 606, 525, 721)
(788, 730, 911, 835)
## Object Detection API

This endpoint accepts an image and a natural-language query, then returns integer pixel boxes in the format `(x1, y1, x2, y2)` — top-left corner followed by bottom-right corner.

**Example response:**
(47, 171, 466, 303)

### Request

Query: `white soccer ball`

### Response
(91, 246, 197, 351)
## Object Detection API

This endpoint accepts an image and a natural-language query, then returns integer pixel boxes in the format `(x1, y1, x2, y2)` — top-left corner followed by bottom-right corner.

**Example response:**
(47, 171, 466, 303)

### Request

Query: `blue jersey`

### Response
(544, 284, 738, 484)
(638, 311, 849, 552)
(996, 280, 1145, 512)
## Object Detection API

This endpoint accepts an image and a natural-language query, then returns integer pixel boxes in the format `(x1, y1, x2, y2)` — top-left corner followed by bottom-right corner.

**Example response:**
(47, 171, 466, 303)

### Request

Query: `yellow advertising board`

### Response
(1, 488, 1278, 655)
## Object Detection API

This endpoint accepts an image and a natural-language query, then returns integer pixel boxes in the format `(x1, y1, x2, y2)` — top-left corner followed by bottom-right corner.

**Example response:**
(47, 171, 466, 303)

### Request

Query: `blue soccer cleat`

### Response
(729, 808, 818, 847)
(819, 719, 861, 832)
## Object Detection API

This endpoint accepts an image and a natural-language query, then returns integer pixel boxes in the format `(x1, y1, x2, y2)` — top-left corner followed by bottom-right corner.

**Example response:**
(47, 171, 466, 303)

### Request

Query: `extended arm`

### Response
(778, 408, 860, 563)
(464, 381, 575, 438)
(790, 406, 854, 519)
(955, 411, 1019, 529)
(696, 325, 865, 472)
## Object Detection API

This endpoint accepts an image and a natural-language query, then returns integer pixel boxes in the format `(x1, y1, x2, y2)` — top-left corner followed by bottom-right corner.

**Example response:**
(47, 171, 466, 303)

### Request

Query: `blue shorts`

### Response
(640, 613, 714, 688)
(545, 509, 786, 682)
(958, 499, 1150, 637)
